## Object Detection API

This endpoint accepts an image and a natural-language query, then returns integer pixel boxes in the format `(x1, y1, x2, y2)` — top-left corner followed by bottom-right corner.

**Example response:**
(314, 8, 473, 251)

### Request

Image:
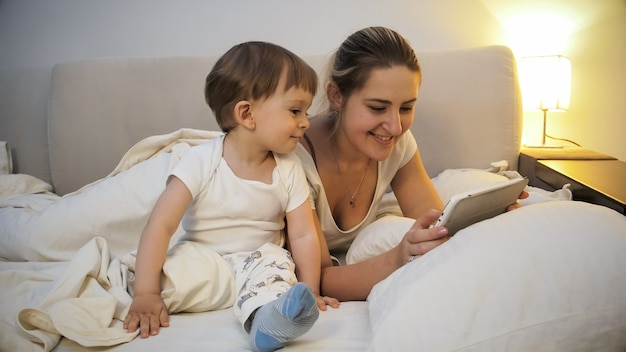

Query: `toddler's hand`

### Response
(123, 293, 169, 338)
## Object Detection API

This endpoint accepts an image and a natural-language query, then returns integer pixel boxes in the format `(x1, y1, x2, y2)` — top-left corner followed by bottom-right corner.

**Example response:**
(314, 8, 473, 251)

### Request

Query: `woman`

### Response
(294, 26, 450, 301)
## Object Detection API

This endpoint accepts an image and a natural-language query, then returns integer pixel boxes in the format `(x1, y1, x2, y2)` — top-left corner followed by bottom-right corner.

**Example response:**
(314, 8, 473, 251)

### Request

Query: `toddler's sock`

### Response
(249, 283, 319, 352)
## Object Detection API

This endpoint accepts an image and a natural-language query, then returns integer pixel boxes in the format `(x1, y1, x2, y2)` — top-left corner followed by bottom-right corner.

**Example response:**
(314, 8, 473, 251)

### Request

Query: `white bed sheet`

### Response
(53, 301, 369, 352)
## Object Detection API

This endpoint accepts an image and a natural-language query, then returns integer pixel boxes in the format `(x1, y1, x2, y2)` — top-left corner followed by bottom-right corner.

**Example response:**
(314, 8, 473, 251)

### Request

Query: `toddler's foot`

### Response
(249, 283, 319, 352)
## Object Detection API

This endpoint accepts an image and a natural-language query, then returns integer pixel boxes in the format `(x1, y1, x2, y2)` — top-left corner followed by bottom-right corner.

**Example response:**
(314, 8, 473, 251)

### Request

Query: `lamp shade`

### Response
(519, 55, 571, 111)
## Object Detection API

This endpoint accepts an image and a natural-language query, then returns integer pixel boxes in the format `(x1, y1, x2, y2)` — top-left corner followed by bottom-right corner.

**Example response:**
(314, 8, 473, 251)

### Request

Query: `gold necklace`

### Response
(327, 117, 371, 208)
(348, 158, 370, 207)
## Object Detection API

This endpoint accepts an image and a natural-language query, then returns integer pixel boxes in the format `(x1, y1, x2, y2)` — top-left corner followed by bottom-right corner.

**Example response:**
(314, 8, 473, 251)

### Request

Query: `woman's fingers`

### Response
(403, 209, 449, 261)
(413, 208, 443, 230)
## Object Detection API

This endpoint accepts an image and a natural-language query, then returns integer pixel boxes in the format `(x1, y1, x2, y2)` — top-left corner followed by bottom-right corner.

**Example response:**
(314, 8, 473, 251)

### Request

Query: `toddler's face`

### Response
(251, 84, 313, 154)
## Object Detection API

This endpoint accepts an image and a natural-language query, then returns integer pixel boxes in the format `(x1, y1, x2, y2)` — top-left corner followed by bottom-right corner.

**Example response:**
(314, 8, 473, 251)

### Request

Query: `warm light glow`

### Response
(519, 56, 571, 111)
(503, 13, 574, 56)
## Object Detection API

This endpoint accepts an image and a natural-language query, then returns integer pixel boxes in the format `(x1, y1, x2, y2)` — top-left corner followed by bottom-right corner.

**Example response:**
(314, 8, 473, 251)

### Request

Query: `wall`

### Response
(0, 0, 504, 182)
(0, 0, 502, 67)
(1, 0, 624, 181)
(565, 4, 626, 160)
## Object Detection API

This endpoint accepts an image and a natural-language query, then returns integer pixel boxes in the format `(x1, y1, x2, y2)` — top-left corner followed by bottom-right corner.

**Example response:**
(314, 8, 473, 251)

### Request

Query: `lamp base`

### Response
(524, 109, 564, 149)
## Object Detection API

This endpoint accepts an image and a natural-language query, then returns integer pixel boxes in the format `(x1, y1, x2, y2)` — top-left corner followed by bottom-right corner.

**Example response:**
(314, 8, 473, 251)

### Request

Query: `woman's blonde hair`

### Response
(330, 26, 421, 99)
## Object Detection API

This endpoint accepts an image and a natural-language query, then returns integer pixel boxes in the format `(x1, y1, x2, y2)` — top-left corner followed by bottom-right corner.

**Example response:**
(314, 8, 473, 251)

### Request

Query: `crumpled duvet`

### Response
(0, 128, 227, 351)
(1, 237, 137, 352)
(0, 173, 53, 199)
(1, 235, 239, 352)
(0, 128, 223, 262)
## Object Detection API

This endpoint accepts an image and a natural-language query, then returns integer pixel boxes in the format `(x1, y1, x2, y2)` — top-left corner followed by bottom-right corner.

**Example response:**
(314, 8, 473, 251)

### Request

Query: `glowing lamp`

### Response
(519, 55, 571, 146)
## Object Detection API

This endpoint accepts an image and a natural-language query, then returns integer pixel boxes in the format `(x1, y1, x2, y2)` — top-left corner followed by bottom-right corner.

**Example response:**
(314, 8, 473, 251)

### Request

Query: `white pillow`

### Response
(346, 216, 414, 265)
(367, 201, 626, 351)
(431, 167, 510, 204)
(346, 168, 512, 264)
(347, 167, 576, 265)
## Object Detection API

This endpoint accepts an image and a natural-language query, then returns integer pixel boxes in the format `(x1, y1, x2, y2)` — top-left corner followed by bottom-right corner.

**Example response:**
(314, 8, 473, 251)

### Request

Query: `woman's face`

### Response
(339, 65, 420, 161)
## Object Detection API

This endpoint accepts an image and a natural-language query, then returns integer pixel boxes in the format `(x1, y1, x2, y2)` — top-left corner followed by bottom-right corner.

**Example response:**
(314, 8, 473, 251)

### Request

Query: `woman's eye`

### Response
(369, 106, 386, 112)
(400, 106, 414, 113)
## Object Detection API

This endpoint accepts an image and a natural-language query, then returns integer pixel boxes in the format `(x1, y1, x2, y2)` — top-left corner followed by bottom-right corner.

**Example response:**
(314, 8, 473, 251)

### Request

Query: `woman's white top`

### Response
(294, 132, 417, 251)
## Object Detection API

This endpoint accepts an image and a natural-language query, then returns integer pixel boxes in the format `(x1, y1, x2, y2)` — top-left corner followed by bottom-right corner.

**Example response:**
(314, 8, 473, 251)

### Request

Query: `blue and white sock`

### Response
(249, 283, 319, 352)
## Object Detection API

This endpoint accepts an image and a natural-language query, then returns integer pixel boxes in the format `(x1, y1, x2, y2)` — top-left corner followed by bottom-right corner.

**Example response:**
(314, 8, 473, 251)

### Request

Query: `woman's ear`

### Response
(234, 100, 255, 129)
(326, 82, 343, 111)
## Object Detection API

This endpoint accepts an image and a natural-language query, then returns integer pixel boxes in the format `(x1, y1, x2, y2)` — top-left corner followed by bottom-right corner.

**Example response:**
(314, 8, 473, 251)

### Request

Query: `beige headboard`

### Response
(413, 46, 522, 177)
(42, 45, 521, 195)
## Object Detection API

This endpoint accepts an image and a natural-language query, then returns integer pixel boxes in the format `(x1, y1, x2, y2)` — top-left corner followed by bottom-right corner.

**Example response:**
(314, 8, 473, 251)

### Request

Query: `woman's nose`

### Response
(385, 110, 402, 135)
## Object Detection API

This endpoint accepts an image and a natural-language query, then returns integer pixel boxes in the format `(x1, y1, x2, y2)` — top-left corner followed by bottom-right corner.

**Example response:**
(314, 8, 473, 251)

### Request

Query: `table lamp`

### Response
(519, 55, 571, 147)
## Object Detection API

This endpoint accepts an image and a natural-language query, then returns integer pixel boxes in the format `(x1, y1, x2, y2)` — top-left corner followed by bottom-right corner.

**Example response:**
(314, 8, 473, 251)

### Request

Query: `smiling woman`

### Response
(293, 26, 447, 301)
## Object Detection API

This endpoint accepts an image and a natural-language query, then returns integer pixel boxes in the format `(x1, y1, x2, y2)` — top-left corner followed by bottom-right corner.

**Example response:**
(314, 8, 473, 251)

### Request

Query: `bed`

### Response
(1, 45, 625, 352)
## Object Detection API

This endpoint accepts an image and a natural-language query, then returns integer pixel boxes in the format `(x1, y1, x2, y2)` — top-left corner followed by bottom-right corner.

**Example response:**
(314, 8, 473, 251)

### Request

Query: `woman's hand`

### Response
(315, 295, 340, 311)
(123, 293, 169, 338)
(506, 190, 530, 211)
(398, 209, 450, 265)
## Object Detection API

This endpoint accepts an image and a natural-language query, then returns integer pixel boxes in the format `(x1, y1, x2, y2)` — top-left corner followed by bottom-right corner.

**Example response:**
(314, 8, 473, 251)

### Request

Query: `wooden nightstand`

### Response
(518, 147, 626, 215)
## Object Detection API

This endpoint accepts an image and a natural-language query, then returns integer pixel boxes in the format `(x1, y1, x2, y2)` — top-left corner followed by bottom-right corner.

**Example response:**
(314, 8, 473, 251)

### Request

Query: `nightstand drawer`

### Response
(536, 159, 626, 215)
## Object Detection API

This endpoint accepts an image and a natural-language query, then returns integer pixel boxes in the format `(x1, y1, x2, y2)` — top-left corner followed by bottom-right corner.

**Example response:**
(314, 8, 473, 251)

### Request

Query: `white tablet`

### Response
(433, 177, 528, 236)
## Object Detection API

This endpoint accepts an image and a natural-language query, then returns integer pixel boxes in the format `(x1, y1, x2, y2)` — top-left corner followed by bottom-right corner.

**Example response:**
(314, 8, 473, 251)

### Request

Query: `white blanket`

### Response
(0, 128, 222, 262)
(0, 128, 236, 351)
(1, 236, 240, 351)
(0, 174, 53, 198)
(0, 237, 137, 352)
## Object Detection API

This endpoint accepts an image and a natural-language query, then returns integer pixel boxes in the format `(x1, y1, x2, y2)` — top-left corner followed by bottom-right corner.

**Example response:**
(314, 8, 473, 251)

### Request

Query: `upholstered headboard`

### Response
(413, 46, 522, 176)
(42, 45, 521, 195)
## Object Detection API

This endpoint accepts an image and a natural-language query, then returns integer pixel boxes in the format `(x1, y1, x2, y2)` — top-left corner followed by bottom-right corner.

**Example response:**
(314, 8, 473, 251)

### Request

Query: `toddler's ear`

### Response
(234, 100, 255, 129)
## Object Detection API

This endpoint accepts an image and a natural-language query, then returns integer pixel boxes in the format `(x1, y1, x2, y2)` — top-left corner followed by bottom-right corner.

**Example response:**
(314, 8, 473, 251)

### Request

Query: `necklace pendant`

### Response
(349, 197, 355, 207)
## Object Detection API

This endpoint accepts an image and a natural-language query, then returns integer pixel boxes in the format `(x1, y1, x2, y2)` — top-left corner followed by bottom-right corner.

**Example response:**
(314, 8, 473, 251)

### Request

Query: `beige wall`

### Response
(566, 6, 626, 160)
(0, 0, 623, 162)
(0, 0, 502, 68)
